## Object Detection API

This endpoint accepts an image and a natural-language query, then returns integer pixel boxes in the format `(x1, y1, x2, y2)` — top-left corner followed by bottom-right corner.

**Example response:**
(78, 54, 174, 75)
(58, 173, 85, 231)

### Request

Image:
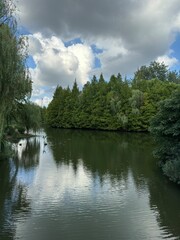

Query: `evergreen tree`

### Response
(46, 70, 179, 132)
(69, 80, 80, 127)
(46, 86, 64, 127)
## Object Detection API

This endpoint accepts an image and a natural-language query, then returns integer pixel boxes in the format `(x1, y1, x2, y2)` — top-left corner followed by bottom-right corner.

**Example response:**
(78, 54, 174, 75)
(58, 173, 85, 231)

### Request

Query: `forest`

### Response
(46, 62, 180, 132)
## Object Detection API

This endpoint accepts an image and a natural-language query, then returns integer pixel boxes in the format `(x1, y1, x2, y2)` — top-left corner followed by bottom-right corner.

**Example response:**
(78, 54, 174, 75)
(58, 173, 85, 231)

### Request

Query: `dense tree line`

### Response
(46, 62, 180, 132)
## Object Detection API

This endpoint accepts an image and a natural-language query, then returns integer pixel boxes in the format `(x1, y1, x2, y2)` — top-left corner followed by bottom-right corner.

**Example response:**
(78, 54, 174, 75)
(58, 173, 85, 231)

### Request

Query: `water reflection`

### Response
(45, 128, 180, 239)
(46, 128, 154, 187)
(0, 137, 41, 239)
(0, 130, 180, 240)
(149, 172, 180, 238)
(16, 138, 40, 170)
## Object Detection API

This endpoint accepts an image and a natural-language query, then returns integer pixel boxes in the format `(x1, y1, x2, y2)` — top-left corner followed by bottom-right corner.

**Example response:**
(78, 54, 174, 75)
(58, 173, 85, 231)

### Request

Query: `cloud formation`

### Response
(17, 0, 180, 104)
(29, 33, 94, 88)
(18, 0, 180, 39)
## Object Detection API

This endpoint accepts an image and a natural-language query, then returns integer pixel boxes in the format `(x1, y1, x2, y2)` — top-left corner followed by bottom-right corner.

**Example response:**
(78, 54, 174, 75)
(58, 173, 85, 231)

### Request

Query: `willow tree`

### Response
(19, 102, 42, 134)
(0, 0, 32, 150)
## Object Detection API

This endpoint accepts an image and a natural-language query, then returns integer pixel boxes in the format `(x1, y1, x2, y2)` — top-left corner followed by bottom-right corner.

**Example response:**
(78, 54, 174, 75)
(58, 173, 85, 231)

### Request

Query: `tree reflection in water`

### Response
(17, 138, 40, 170)
(45, 128, 180, 239)
(0, 137, 41, 239)
(0, 130, 180, 239)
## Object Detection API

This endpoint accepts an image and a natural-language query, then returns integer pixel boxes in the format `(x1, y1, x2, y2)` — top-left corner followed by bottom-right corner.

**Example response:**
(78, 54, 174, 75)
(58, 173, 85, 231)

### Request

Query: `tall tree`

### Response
(70, 80, 80, 127)
(46, 86, 63, 127)
(134, 61, 168, 82)
(0, 0, 31, 150)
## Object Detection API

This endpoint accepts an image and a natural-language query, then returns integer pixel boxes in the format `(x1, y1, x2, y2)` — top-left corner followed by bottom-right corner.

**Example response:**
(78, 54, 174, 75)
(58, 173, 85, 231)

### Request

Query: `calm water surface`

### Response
(0, 129, 180, 240)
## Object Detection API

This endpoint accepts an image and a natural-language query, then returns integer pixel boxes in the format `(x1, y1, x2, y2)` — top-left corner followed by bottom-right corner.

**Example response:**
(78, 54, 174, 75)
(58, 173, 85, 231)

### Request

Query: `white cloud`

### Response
(32, 88, 45, 97)
(91, 38, 132, 77)
(29, 33, 94, 88)
(171, 10, 180, 32)
(18, 0, 180, 79)
(156, 55, 178, 68)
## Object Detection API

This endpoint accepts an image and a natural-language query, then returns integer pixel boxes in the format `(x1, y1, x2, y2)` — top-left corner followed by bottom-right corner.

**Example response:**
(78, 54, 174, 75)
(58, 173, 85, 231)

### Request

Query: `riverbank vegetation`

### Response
(46, 61, 180, 132)
(150, 90, 180, 184)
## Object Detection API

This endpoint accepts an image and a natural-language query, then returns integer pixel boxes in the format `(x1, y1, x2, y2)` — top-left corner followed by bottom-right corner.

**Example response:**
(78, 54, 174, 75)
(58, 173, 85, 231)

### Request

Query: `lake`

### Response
(0, 129, 180, 240)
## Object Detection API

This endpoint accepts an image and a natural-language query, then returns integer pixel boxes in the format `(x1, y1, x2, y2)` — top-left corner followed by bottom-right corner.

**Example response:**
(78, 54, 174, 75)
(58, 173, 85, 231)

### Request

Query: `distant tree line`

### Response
(46, 61, 180, 132)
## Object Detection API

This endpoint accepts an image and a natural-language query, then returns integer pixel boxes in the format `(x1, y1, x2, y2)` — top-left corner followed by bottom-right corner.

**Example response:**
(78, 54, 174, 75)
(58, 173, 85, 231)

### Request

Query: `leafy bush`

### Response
(150, 89, 180, 184)
(162, 159, 180, 184)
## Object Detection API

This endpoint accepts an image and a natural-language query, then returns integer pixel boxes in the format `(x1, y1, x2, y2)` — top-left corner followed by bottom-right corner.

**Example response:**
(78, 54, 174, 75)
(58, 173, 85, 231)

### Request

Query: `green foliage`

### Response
(134, 61, 180, 83)
(162, 159, 180, 183)
(19, 102, 42, 133)
(16, 125, 26, 134)
(0, 0, 32, 150)
(129, 78, 178, 131)
(150, 90, 180, 183)
(4, 125, 17, 137)
(46, 69, 179, 132)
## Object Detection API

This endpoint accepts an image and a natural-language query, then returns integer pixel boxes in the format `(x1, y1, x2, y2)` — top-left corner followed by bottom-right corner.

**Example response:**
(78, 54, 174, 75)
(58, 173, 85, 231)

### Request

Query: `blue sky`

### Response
(16, 0, 180, 106)
(170, 33, 180, 71)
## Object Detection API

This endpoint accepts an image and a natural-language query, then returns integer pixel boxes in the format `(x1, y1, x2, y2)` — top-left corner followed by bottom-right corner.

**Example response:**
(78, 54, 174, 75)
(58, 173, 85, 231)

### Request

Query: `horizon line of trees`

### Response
(46, 61, 180, 132)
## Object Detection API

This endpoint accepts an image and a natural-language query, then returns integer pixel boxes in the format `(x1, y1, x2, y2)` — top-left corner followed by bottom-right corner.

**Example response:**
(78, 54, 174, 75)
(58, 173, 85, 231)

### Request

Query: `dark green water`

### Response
(0, 129, 180, 240)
